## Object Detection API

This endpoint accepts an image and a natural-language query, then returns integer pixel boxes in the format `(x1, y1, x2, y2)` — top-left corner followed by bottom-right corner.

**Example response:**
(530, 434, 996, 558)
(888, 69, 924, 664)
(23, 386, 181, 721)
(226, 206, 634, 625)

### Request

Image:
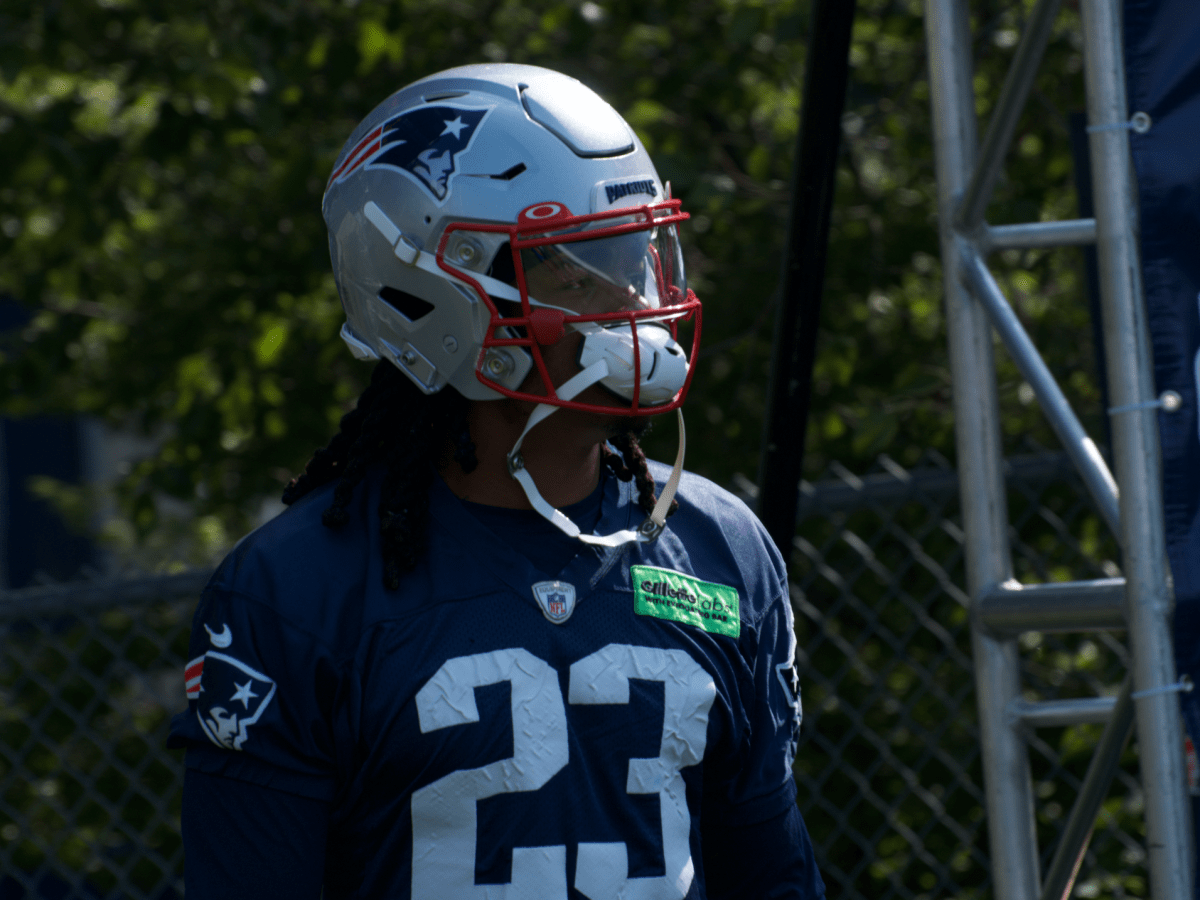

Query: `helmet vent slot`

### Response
(379, 286, 434, 322)
(422, 90, 468, 102)
(491, 163, 527, 181)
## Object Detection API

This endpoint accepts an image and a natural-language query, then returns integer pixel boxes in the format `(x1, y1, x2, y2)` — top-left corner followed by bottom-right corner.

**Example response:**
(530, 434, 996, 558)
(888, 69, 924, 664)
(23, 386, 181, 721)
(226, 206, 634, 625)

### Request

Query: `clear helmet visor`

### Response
(518, 213, 688, 317)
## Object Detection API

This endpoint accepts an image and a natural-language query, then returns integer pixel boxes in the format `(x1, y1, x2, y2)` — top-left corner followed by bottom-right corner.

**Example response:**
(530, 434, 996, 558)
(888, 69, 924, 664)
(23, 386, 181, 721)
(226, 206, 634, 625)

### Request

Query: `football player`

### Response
(169, 63, 826, 899)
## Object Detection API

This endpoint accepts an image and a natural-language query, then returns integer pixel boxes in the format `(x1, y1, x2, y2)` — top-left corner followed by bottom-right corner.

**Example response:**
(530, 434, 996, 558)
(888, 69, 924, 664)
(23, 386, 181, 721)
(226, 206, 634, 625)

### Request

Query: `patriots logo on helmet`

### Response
(330, 105, 489, 202)
(186, 650, 277, 751)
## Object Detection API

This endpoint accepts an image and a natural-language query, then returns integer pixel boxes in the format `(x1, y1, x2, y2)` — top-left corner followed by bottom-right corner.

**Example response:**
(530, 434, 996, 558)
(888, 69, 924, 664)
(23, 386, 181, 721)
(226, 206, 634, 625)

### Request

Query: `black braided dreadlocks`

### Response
(601, 431, 678, 520)
(283, 360, 672, 588)
(282, 360, 475, 588)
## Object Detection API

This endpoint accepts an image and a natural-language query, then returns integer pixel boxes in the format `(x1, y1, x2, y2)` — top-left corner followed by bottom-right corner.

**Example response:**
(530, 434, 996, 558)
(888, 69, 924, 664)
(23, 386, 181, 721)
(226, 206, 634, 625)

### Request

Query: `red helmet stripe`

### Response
(329, 125, 384, 186)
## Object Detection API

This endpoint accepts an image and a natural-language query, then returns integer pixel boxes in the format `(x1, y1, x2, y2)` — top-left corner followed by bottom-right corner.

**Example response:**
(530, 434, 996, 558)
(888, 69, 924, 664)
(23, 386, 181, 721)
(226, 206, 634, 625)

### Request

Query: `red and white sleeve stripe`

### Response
(185, 655, 205, 700)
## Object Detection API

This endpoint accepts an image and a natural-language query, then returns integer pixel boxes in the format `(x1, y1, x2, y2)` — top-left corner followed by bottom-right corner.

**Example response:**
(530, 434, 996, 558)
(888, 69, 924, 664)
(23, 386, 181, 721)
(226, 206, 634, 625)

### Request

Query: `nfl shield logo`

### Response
(532, 580, 578, 625)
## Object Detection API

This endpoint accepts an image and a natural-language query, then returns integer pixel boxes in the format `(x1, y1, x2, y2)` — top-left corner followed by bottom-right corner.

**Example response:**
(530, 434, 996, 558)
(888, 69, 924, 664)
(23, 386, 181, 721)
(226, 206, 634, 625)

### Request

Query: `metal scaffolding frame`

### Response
(923, 1, 1193, 898)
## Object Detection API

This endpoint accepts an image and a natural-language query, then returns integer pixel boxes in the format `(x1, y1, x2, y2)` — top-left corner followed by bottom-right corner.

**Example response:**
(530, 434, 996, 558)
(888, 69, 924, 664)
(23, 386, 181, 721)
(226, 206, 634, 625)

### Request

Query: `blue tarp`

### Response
(1124, 0, 1200, 870)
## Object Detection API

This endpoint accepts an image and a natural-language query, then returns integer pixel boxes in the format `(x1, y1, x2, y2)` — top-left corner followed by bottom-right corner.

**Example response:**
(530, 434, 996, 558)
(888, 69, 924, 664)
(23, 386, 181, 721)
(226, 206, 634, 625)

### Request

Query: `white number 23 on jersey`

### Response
(412, 643, 716, 900)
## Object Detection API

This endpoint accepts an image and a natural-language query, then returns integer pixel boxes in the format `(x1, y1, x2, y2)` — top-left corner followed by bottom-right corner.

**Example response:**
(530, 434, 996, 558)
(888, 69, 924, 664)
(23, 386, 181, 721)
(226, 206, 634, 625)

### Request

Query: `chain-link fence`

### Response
(768, 451, 1142, 900)
(0, 573, 206, 899)
(0, 452, 1140, 899)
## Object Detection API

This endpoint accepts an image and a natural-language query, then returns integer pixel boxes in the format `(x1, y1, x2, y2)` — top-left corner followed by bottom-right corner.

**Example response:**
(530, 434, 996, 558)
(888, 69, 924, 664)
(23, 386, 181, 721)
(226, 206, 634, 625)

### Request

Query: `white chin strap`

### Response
(505, 359, 687, 548)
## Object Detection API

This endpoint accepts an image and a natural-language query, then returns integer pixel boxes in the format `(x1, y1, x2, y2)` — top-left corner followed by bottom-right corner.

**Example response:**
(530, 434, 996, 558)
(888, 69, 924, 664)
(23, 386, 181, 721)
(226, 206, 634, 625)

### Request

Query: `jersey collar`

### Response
(425, 464, 639, 602)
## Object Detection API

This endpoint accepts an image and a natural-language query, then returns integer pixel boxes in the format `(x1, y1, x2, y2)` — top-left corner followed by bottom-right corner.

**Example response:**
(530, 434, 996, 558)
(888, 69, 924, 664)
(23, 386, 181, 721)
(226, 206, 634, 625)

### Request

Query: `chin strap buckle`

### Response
(506, 451, 525, 476)
(637, 517, 666, 542)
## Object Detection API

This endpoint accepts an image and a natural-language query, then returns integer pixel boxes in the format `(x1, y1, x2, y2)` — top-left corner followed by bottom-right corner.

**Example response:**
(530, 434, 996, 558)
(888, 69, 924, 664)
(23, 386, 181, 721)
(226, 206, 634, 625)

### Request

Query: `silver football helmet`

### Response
(322, 63, 701, 417)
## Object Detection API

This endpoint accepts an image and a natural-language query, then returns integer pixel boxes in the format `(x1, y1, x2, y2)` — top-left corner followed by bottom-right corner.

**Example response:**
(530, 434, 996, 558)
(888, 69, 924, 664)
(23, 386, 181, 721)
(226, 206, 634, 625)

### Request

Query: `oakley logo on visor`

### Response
(519, 202, 574, 224)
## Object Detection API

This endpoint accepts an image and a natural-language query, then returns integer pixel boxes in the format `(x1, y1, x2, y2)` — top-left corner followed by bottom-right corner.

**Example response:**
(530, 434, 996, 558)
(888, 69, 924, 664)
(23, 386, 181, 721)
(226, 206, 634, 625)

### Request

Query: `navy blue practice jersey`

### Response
(168, 462, 821, 899)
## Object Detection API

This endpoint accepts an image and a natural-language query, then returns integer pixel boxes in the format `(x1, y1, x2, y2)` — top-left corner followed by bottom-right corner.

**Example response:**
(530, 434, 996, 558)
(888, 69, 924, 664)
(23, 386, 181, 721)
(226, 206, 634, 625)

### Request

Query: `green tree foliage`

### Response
(0, 0, 1097, 551)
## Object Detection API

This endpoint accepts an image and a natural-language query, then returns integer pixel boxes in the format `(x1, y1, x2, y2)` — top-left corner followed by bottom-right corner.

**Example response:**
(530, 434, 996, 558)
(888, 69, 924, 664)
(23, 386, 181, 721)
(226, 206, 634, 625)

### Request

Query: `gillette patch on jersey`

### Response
(632, 565, 740, 638)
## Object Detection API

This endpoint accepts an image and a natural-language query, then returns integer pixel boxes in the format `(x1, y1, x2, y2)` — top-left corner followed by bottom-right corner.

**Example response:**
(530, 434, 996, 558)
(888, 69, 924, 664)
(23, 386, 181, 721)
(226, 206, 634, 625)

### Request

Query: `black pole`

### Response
(756, 0, 857, 567)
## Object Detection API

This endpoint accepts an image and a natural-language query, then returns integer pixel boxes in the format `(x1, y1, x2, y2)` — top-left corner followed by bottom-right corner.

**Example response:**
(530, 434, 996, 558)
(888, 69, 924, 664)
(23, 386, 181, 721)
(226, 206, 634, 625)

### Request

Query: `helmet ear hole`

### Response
(379, 286, 434, 323)
(487, 242, 517, 287)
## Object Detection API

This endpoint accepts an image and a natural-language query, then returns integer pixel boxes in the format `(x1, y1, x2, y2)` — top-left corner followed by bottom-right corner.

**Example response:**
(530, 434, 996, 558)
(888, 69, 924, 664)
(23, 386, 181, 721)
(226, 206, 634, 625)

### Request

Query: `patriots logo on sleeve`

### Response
(329, 105, 490, 201)
(184, 650, 277, 751)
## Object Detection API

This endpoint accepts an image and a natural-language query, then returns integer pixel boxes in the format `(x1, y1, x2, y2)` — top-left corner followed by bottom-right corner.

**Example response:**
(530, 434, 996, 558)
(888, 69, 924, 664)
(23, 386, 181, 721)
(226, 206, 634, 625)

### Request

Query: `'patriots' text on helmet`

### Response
(322, 63, 701, 416)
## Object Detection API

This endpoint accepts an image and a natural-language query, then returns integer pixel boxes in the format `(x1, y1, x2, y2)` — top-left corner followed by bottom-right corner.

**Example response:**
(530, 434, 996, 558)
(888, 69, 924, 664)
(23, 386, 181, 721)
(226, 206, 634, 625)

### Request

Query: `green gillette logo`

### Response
(632, 565, 740, 639)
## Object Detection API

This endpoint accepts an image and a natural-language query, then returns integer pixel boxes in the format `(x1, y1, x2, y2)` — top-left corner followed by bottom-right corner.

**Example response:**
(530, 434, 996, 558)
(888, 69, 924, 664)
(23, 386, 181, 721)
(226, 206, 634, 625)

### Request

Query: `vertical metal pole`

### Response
(1079, 0, 1194, 896)
(757, 0, 858, 564)
(924, 2, 1040, 898)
